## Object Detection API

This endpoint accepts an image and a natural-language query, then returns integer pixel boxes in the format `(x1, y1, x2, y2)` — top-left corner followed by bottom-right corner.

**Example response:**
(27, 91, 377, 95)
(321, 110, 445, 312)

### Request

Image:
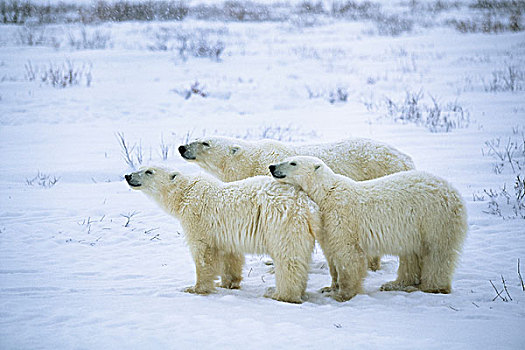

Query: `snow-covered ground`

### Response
(1, 1, 524, 349)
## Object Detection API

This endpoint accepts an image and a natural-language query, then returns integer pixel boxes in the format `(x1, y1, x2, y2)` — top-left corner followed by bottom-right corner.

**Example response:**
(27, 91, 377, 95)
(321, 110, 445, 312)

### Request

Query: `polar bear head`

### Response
(178, 136, 251, 182)
(125, 167, 189, 212)
(270, 156, 332, 194)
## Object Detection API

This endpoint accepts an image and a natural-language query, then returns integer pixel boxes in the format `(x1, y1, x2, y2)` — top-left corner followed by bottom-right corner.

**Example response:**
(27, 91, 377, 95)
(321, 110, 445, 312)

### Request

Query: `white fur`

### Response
(271, 156, 468, 302)
(180, 136, 415, 182)
(179, 136, 415, 271)
(126, 167, 319, 303)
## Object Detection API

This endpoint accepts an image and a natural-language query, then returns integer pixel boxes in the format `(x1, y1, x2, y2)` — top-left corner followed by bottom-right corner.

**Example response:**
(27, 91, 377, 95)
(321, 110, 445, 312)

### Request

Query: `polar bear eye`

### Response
(170, 173, 177, 180)
(145, 170, 153, 175)
(290, 162, 297, 166)
(201, 142, 210, 147)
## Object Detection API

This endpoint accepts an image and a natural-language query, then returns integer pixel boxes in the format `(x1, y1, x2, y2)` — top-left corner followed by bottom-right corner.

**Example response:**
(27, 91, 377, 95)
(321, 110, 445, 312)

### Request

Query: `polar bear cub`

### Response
(270, 156, 467, 302)
(125, 167, 319, 303)
(179, 136, 415, 271)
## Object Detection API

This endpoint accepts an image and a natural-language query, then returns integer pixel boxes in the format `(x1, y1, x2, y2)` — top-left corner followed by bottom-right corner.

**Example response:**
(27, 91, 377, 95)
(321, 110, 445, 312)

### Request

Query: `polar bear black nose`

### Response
(178, 145, 186, 155)
(269, 165, 276, 173)
(125, 174, 131, 182)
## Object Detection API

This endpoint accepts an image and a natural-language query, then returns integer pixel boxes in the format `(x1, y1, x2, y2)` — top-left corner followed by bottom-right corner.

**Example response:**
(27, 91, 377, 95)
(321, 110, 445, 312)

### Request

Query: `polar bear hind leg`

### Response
(419, 248, 455, 294)
(380, 254, 421, 292)
(219, 252, 244, 289)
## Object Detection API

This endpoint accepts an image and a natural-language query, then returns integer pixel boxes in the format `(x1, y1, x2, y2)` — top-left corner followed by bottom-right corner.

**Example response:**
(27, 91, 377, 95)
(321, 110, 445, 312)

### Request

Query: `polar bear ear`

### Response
(230, 146, 240, 155)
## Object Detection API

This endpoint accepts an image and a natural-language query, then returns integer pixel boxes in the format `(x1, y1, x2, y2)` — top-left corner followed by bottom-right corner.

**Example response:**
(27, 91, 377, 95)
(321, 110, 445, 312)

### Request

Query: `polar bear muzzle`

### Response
(269, 164, 286, 179)
(125, 173, 142, 188)
(178, 145, 196, 160)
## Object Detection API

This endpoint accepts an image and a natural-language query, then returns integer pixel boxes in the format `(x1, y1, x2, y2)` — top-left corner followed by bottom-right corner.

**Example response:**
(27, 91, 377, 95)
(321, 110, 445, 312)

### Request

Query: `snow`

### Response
(1, 1, 525, 349)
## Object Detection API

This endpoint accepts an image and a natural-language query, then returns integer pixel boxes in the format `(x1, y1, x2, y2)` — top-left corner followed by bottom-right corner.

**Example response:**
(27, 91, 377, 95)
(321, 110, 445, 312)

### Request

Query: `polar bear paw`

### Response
(184, 285, 214, 295)
(380, 281, 419, 292)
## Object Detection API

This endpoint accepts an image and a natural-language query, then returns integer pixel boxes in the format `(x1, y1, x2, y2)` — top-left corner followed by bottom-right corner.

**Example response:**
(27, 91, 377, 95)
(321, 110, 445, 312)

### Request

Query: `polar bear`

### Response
(178, 136, 414, 183)
(178, 136, 415, 271)
(269, 156, 467, 302)
(125, 167, 319, 303)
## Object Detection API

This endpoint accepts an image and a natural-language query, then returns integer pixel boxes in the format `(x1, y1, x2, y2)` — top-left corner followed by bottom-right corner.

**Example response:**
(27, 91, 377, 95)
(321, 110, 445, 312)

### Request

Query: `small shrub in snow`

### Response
(159, 134, 172, 161)
(147, 27, 171, 51)
(148, 27, 225, 61)
(297, 1, 325, 15)
(16, 25, 46, 46)
(236, 125, 318, 142)
(483, 131, 525, 174)
(449, 15, 505, 33)
(482, 175, 525, 219)
(25, 60, 92, 88)
(373, 13, 414, 36)
(180, 125, 318, 144)
(116, 132, 144, 170)
(1, 0, 33, 23)
(306, 85, 349, 104)
(173, 81, 208, 100)
(483, 64, 524, 92)
(481, 132, 525, 174)
(381, 91, 470, 132)
(183, 34, 224, 61)
(328, 87, 349, 104)
(331, 1, 378, 19)
(426, 96, 470, 132)
(26, 171, 60, 188)
(223, 1, 272, 21)
(449, 1, 524, 33)
(68, 27, 111, 50)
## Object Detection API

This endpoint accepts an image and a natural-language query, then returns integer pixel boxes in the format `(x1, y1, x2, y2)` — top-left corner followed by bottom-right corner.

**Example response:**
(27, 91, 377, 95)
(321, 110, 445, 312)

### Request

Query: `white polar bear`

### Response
(178, 136, 415, 183)
(178, 136, 415, 271)
(269, 156, 467, 302)
(125, 167, 319, 303)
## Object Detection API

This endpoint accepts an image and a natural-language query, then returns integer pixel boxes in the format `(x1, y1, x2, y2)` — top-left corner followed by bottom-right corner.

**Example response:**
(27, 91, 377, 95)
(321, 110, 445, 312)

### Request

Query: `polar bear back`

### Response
(295, 139, 415, 181)
(181, 176, 318, 257)
(242, 138, 414, 182)
(324, 170, 467, 256)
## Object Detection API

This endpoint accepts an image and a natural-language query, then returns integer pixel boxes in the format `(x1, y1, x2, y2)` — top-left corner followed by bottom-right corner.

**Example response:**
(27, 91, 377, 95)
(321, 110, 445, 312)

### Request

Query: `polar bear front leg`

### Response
(219, 251, 244, 289)
(367, 256, 381, 271)
(320, 254, 339, 294)
(332, 244, 367, 302)
(185, 243, 219, 295)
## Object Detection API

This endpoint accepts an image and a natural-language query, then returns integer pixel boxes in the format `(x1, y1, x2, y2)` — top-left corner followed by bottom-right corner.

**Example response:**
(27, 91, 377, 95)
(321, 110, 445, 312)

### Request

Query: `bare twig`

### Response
(501, 275, 512, 301)
(489, 279, 506, 301)
(121, 211, 139, 227)
(116, 132, 136, 169)
(518, 259, 524, 291)
(160, 134, 170, 161)
(144, 227, 160, 234)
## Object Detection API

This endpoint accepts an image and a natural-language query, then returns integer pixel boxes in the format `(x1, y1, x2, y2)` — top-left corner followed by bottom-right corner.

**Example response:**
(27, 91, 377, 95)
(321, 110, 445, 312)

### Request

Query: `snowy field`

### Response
(1, 0, 525, 349)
